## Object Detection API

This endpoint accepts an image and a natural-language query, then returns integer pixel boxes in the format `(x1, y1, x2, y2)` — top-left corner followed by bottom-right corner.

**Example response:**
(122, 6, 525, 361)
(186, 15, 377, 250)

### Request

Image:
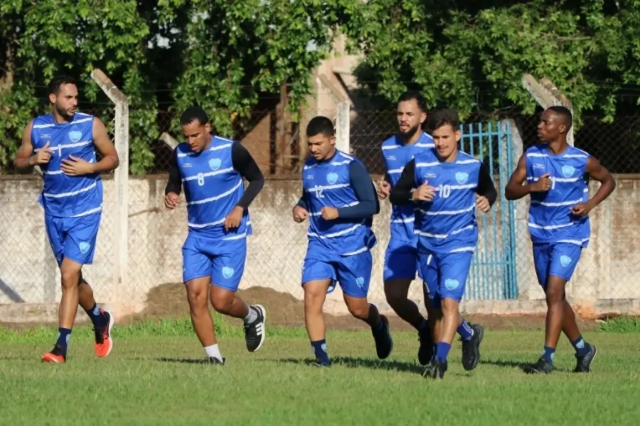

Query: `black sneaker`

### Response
(244, 305, 266, 352)
(527, 357, 554, 374)
(313, 359, 332, 368)
(207, 357, 225, 365)
(372, 315, 393, 359)
(574, 344, 597, 373)
(461, 323, 484, 371)
(418, 329, 434, 366)
(424, 358, 447, 379)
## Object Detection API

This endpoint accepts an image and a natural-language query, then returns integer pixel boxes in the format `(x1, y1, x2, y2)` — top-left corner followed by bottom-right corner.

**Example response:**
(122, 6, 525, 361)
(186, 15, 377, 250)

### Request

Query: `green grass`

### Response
(1, 318, 639, 426)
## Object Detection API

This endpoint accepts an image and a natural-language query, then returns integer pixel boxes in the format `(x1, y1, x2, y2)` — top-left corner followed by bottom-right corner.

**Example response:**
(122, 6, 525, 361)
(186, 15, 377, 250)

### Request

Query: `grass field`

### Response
(1, 316, 639, 426)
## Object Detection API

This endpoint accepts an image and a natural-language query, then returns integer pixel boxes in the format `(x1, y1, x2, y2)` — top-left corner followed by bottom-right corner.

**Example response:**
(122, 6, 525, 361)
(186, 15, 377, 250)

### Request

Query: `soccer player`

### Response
(376, 90, 436, 365)
(164, 106, 267, 364)
(13, 75, 119, 363)
(293, 116, 392, 367)
(505, 106, 615, 374)
(390, 109, 496, 379)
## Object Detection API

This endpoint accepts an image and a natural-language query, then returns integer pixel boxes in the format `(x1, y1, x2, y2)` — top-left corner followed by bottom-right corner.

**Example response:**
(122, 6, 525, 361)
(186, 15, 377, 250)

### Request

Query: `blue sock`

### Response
(84, 303, 107, 327)
(435, 342, 451, 363)
(311, 339, 330, 365)
(457, 319, 473, 341)
(542, 346, 556, 363)
(56, 328, 71, 355)
(571, 336, 590, 357)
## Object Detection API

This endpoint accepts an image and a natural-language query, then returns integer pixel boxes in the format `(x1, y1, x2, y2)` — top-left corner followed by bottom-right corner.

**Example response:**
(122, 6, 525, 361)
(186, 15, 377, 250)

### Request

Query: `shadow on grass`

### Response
(269, 356, 425, 375)
(481, 358, 574, 374)
(155, 357, 224, 365)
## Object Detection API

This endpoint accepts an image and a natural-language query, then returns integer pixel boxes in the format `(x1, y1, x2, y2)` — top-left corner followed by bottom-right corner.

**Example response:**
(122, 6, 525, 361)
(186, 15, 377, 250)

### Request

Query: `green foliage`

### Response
(2, 0, 640, 172)
(599, 315, 640, 333)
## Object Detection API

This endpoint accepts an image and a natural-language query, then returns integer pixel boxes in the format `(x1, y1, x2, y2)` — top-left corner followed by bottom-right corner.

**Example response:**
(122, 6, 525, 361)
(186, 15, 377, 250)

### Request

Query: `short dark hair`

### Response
(48, 75, 77, 95)
(547, 105, 573, 131)
(306, 116, 334, 137)
(180, 106, 209, 126)
(428, 108, 460, 131)
(397, 90, 427, 113)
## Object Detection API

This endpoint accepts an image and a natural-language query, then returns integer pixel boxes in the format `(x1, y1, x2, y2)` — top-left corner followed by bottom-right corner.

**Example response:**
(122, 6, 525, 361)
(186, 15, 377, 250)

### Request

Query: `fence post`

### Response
(317, 74, 350, 153)
(90, 69, 129, 314)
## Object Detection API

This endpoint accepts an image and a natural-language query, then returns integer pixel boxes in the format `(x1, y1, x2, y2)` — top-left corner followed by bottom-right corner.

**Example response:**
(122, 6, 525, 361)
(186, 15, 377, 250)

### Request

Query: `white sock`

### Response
(204, 344, 222, 361)
(244, 306, 258, 324)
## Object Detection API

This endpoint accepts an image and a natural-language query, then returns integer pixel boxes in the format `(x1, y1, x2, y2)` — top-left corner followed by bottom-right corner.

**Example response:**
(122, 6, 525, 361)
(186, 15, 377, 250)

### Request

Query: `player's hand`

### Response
(321, 206, 339, 221)
(32, 141, 55, 165)
(224, 206, 244, 231)
(293, 206, 309, 223)
(60, 155, 94, 176)
(532, 173, 552, 192)
(571, 201, 593, 216)
(476, 194, 490, 213)
(377, 179, 391, 200)
(164, 192, 180, 209)
(412, 180, 437, 201)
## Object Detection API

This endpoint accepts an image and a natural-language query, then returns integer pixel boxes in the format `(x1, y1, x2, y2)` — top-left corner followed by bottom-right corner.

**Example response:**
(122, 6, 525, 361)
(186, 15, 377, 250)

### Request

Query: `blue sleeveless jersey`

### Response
(302, 150, 376, 256)
(525, 144, 590, 247)
(31, 113, 103, 218)
(176, 137, 251, 240)
(382, 132, 434, 242)
(413, 149, 481, 253)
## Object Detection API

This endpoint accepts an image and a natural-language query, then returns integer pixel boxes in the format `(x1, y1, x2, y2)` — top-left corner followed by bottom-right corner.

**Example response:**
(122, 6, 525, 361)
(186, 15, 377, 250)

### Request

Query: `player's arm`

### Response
(164, 147, 182, 209)
(231, 142, 265, 211)
(90, 118, 119, 173)
(295, 189, 307, 209)
(504, 155, 548, 200)
(571, 156, 616, 216)
(475, 161, 497, 212)
(389, 159, 416, 205)
(335, 161, 378, 219)
(13, 120, 38, 172)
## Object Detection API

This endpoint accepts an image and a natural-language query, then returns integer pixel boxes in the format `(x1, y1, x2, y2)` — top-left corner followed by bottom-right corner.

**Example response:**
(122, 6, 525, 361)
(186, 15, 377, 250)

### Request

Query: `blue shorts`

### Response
(182, 234, 246, 292)
(301, 250, 372, 298)
(45, 213, 101, 267)
(533, 242, 582, 289)
(383, 239, 421, 282)
(418, 249, 474, 307)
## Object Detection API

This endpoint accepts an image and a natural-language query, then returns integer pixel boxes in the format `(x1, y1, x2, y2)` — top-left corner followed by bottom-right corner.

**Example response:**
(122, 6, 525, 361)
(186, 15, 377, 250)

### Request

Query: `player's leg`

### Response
(418, 250, 441, 369)
(302, 255, 336, 366)
(429, 251, 476, 379)
(383, 242, 432, 364)
(65, 213, 113, 357)
(340, 251, 393, 360)
(182, 237, 223, 364)
(209, 238, 266, 353)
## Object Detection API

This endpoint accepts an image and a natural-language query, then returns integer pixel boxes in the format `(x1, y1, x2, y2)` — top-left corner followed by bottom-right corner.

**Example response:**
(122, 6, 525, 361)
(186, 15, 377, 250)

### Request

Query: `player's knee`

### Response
(346, 301, 369, 319)
(210, 293, 233, 314)
(60, 270, 80, 289)
(383, 280, 410, 305)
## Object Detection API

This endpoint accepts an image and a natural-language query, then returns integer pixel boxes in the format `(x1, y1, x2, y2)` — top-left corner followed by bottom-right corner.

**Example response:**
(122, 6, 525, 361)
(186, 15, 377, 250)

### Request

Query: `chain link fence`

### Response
(1, 99, 639, 316)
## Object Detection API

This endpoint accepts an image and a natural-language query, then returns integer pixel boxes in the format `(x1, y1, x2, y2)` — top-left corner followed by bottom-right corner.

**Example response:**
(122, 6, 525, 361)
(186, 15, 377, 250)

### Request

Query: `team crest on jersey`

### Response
(79, 241, 91, 254)
(560, 255, 572, 267)
(327, 172, 339, 185)
(222, 266, 234, 279)
(209, 158, 222, 171)
(455, 172, 469, 185)
(444, 278, 460, 290)
(68, 130, 82, 143)
(562, 165, 575, 178)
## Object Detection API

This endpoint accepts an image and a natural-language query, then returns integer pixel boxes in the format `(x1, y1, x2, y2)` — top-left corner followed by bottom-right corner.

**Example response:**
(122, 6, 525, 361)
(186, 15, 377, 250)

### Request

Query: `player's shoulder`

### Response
(414, 147, 437, 162)
(415, 132, 434, 148)
(567, 145, 591, 159)
(71, 112, 95, 125)
(334, 150, 357, 164)
(456, 151, 481, 165)
(176, 142, 194, 156)
(212, 135, 236, 146)
(525, 144, 547, 155)
(381, 135, 401, 149)
(31, 114, 55, 129)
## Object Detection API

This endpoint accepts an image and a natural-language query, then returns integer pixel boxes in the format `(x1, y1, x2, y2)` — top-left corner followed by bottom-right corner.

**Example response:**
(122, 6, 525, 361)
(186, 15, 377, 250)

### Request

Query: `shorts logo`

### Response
(444, 278, 459, 290)
(562, 165, 575, 178)
(79, 241, 91, 254)
(209, 158, 222, 171)
(222, 266, 234, 279)
(68, 131, 82, 143)
(355, 277, 365, 288)
(560, 255, 572, 267)
(455, 172, 469, 184)
(327, 172, 339, 185)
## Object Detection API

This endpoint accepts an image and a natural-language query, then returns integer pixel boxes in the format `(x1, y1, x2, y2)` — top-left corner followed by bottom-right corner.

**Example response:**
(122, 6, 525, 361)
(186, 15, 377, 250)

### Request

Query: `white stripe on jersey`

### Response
(419, 204, 475, 216)
(530, 198, 584, 207)
(308, 221, 364, 239)
(186, 179, 243, 206)
(414, 224, 474, 239)
(43, 182, 97, 198)
(182, 167, 234, 182)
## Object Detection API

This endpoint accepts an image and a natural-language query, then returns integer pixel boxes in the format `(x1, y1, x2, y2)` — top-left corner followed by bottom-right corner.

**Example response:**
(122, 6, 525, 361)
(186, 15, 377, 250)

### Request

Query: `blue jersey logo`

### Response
(444, 278, 460, 290)
(209, 158, 222, 171)
(455, 172, 469, 185)
(327, 172, 339, 185)
(222, 266, 235, 279)
(68, 130, 82, 143)
(561, 165, 575, 178)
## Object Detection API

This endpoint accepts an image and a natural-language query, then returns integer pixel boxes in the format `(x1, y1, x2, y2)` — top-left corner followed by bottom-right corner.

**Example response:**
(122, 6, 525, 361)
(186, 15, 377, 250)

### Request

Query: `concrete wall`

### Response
(1, 175, 639, 321)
